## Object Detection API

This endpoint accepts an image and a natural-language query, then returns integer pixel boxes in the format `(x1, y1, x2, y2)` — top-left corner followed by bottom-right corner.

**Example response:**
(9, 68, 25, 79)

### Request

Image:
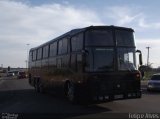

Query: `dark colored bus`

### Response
(28, 26, 142, 103)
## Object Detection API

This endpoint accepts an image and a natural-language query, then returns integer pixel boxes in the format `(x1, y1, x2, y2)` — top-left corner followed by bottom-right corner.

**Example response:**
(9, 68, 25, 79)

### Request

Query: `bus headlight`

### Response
(136, 73, 141, 79)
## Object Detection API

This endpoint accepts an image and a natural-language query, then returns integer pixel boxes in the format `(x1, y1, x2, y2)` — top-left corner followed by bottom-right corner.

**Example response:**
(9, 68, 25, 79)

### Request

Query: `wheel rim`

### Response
(35, 81, 40, 92)
(39, 83, 43, 93)
(35, 83, 39, 92)
(67, 83, 74, 101)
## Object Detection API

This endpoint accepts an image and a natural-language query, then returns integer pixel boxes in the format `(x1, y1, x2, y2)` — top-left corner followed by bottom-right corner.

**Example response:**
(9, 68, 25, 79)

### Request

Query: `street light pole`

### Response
(1, 64, 3, 68)
(146, 46, 150, 66)
(26, 44, 30, 69)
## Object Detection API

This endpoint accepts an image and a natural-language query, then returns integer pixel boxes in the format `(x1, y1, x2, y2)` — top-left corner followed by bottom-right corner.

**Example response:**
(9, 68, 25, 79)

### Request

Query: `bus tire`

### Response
(66, 82, 77, 103)
(35, 79, 40, 93)
(28, 74, 32, 85)
(39, 80, 46, 94)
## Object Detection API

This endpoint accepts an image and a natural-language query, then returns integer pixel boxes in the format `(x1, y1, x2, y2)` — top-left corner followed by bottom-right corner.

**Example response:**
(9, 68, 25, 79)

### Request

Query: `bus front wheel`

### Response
(35, 79, 45, 93)
(39, 80, 46, 94)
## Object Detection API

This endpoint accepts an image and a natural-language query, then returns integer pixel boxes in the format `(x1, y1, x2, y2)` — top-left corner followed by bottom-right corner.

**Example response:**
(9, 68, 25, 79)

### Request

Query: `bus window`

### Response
(50, 42, 57, 57)
(32, 50, 37, 61)
(62, 55, 69, 68)
(62, 38, 68, 54)
(71, 33, 83, 51)
(77, 54, 83, 72)
(57, 58, 62, 68)
(29, 51, 33, 61)
(43, 45, 49, 58)
(93, 48, 114, 71)
(118, 48, 136, 71)
(58, 38, 68, 55)
(85, 48, 114, 72)
(58, 40, 63, 55)
(70, 54, 76, 71)
(116, 30, 135, 47)
(85, 30, 113, 46)
(37, 48, 42, 60)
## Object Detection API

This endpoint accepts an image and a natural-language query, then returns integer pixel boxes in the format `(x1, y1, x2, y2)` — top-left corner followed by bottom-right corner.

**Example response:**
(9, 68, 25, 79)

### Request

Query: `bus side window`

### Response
(37, 48, 42, 60)
(71, 33, 83, 52)
(70, 54, 76, 71)
(29, 51, 33, 68)
(33, 50, 37, 61)
(29, 51, 33, 61)
(77, 54, 83, 72)
(50, 42, 57, 57)
(57, 58, 62, 69)
(43, 45, 49, 58)
(62, 55, 69, 68)
(58, 40, 63, 55)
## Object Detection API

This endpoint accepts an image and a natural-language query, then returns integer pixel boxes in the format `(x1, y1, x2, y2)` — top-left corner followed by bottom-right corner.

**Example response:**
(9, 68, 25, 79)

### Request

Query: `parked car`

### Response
(17, 71, 27, 79)
(7, 71, 15, 77)
(147, 74, 160, 91)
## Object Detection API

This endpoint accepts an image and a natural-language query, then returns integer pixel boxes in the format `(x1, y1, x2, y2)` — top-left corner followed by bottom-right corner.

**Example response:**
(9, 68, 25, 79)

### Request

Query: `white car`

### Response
(147, 74, 160, 91)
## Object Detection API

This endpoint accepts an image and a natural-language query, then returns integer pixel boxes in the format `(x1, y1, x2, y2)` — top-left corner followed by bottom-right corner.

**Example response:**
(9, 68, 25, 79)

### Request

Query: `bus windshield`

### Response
(85, 28, 136, 72)
(85, 48, 114, 72)
(118, 48, 137, 71)
(116, 30, 135, 46)
(85, 30, 114, 46)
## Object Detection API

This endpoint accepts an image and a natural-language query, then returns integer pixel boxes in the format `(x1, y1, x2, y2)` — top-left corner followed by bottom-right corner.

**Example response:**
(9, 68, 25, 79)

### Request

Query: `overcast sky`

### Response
(1, 0, 160, 68)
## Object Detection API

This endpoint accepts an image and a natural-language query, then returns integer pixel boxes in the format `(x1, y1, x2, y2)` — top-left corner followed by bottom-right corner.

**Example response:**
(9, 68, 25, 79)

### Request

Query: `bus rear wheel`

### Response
(39, 81, 46, 94)
(35, 80, 40, 93)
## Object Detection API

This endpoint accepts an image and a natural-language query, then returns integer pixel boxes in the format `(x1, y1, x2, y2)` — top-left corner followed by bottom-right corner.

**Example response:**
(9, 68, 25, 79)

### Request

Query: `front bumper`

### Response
(77, 78, 142, 102)
(91, 91, 142, 102)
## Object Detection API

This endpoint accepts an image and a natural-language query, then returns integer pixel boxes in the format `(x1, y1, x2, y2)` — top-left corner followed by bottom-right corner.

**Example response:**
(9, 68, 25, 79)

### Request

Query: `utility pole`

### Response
(26, 44, 30, 70)
(146, 46, 150, 66)
(0, 64, 2, 71)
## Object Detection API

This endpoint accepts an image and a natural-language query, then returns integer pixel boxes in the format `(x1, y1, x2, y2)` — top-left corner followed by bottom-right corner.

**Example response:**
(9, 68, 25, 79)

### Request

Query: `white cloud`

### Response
(0, 1, 160, 68)
(0, 0, 102, 67)
(104, 6, 160, 31)
(138, 18, 160, 29)
(104, 6, 143, 26)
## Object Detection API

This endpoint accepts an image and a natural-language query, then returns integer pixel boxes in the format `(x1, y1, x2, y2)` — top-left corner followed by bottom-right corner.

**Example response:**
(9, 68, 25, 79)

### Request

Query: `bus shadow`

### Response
(0, 89, 112, 119)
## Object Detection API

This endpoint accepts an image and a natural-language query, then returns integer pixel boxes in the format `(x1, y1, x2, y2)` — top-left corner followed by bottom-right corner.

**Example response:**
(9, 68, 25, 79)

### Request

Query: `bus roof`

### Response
(30, 25, 134, 51)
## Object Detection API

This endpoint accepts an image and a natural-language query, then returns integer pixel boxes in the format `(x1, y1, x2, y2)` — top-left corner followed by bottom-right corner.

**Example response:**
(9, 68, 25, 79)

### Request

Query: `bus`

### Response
(28, 26, 142, 103)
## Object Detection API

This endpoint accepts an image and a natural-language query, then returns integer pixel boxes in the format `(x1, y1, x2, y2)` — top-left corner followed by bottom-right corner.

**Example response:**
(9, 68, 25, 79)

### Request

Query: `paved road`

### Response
(0, 78, 159, 119)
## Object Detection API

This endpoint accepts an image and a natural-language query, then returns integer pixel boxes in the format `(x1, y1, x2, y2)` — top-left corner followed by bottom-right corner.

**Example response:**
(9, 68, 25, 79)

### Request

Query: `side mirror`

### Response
(139, 53, 143, 66)
(136, 50, 143, 66)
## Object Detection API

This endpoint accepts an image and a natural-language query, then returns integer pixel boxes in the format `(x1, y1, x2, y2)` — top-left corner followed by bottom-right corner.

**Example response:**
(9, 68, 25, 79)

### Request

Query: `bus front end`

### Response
(82, 26, 142, 102)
